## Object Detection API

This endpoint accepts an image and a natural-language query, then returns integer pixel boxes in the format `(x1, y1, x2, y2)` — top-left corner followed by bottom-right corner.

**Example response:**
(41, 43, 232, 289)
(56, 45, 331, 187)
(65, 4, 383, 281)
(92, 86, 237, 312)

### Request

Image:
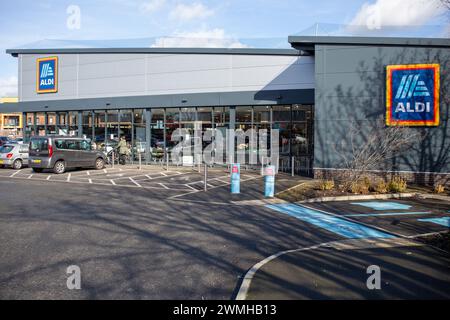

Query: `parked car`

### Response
(29, 136, 106, 174)
(0, 143, 29, 169)
(0, 136, 10, 146)
(10, 138, 24, 144)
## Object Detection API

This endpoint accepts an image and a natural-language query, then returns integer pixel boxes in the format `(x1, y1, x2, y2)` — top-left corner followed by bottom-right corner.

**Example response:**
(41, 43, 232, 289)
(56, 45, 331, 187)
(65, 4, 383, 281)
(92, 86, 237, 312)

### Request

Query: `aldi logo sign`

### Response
(386, 64, 439, 126)
(36, 57, 58, 93)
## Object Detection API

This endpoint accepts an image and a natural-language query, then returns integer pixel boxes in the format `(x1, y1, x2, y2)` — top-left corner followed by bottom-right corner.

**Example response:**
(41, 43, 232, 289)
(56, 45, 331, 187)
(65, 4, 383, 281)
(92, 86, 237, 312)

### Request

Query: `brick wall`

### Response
(313, 168, 450, 187)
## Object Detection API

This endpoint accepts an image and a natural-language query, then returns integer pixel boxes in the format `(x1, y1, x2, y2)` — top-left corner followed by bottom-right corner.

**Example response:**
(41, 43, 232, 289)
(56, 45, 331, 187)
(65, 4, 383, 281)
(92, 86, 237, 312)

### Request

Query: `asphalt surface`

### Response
(247, 242, 450, 299)
(0, 167, 449, 300)
(0, 167, 319, 299)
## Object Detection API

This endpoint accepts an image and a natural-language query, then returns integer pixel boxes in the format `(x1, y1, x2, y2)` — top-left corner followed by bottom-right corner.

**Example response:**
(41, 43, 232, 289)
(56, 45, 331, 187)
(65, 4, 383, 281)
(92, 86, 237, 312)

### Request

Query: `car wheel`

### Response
(95, 158, 105, 170)
(12, 159, 23, 170)
(53, 160, 66, 174)
(32, 168, 43, 173)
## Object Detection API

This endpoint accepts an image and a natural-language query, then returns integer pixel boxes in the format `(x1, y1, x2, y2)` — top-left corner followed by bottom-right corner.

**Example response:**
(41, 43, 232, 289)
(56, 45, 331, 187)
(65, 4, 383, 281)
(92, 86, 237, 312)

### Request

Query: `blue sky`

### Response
(0, 0, 448, 97)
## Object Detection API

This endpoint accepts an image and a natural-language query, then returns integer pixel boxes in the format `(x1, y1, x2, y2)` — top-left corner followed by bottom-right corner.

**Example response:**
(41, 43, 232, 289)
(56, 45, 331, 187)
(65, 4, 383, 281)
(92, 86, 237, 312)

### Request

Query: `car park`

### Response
(29, 136, 106, 174)
(0, 144, 29, 169)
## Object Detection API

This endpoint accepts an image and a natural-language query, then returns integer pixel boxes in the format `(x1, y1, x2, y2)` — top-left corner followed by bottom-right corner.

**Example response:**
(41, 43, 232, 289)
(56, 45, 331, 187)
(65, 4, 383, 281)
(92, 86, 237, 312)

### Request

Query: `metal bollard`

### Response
(138, 152, 142, 170)
(166, 154, 169, 171)
(204, 164, 208, 191)
(291, 156, 295, 177)
(111, 151, 114, 169)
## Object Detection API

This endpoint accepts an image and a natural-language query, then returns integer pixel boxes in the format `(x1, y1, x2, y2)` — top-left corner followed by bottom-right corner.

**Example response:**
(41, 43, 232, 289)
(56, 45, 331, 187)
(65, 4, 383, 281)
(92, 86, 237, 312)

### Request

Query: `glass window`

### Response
(82, 111, 93, 140)
(272, 105, 291, 122)
(119, 109, 132, 143)
(36, 113, 46, 136)
(197, 107, 212, 123)
(213, 107, 229, 125)
(54, 139, 67, 149)
(254, 106, 271, 123)
(30, 137, 48, 151)
(149, 109, 164, 160)
(0, 145, 14, 153)
(106, 110, 119, 141)
(69, 112, 79, 136)
(79, 140, 91, 151)
(94, 111, 106, 143)
(165, 108, 179, 124)
(133, 109, 147, 162)
(66, 140, 79, 150)
(180, 107, 196, 122)
(236, 106, 252, 123)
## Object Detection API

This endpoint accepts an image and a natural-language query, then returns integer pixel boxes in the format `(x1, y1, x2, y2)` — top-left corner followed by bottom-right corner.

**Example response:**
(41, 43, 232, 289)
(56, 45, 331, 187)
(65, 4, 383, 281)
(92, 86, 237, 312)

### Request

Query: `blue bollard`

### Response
(231, 163, 240, 194)
(264, 165, 275, 197)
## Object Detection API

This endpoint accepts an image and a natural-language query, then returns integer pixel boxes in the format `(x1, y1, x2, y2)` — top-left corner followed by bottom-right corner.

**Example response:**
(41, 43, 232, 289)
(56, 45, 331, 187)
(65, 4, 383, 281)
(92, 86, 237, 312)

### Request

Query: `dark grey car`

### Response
(29, 136, 106, 174)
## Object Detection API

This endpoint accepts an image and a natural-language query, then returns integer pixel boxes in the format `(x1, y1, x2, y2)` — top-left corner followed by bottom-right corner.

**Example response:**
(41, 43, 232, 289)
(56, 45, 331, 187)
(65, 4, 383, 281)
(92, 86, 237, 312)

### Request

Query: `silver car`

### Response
(0, 144, 29, 169)
(29, 136, 106, 174)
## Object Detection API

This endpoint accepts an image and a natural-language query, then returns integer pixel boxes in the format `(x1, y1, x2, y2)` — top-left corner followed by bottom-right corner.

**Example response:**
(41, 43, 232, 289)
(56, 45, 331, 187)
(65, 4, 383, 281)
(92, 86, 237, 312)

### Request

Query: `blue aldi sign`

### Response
(36, 57, 58, 93)
(386, 64, 439, 126)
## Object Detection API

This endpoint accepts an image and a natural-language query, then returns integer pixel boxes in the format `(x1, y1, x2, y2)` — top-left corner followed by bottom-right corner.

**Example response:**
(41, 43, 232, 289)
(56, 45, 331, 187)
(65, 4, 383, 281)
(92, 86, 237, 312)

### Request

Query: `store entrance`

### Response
(275, 104, 314, 177)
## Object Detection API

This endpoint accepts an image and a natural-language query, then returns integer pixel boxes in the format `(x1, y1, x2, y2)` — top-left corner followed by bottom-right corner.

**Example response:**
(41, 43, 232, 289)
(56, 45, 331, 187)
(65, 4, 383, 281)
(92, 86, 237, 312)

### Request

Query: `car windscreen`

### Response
(0, 145, 14, 153)
(30, 138, 48, 151)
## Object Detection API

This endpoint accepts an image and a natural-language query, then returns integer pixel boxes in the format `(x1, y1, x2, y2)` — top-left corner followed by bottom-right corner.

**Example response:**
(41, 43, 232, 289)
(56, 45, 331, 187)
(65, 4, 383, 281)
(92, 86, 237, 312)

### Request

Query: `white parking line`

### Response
(9, 170, 23, 177)
(110, 179, 116, 185)
(145, 174, 153, 180)
(27, 174, 33, 179)
(88, 179, 92, 184)
(86, 171, 90, 176)
(185, 184, 197, 191)
(46, 175, 51, 180)
(159, 183, 169, 189)
(67, 173, 71, 182)
(129, 177, 142, 187)
(160, 172, 167, 176)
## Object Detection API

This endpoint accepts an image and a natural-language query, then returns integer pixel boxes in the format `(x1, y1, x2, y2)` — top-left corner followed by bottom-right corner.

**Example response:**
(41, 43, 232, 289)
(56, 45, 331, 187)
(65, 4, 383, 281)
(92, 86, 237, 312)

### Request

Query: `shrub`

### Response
(350, 177, 371, 194)
(319, 179, 335, 191)
(434, 184, 445, 194)
(388, 176, 407, 193)
(373, 180, 388, 194)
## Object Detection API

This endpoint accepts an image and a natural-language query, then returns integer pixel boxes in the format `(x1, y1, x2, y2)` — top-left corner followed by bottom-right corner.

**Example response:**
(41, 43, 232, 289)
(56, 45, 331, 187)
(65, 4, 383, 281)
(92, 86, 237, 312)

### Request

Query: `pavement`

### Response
(0, 165, 449, 300)
(243, 200, 450, 300)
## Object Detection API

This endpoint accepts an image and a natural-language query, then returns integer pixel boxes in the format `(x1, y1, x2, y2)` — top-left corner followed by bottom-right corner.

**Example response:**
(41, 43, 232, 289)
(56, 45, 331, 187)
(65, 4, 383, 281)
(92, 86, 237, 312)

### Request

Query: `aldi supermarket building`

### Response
(2, 35, 450, 183)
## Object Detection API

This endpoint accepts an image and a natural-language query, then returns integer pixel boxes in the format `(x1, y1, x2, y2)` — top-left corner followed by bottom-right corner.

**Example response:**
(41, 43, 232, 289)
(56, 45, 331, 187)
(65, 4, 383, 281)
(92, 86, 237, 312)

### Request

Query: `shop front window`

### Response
(94, 111, 106, 144)
(151, 109, 165, 161)
(133, 109, 147, 162)
(68, 112, 79, 136)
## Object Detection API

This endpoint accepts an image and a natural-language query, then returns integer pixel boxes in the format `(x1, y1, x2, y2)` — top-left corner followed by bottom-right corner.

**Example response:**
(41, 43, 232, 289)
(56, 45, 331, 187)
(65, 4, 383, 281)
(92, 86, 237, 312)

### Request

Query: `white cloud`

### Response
(169, 2, 214, 22)
(140, 0, 166, 13)
(151, 28, 247, 48)
(0, 76, 18, 98)
(350, 0, 446, 28)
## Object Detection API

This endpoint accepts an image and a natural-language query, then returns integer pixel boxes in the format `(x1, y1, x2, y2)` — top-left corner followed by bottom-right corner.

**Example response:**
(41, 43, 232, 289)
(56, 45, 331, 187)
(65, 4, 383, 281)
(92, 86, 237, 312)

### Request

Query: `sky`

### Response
(0, 0, 449, 98)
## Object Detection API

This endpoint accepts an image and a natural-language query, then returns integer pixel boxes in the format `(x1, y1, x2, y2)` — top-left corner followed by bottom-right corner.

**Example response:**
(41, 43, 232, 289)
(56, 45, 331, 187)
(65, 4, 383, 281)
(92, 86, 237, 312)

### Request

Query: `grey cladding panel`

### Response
(314, 44, 450, 173)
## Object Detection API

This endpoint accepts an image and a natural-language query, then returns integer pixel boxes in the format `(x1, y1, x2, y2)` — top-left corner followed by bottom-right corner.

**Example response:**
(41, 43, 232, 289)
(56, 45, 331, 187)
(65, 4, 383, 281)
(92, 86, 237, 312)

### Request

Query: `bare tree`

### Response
(440, 0, 450, 10)
(332, 116, 423, 185)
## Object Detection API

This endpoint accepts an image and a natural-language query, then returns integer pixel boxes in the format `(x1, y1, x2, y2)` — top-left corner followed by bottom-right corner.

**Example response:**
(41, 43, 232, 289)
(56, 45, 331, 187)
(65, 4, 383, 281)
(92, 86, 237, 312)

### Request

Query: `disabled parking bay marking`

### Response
(350, 201, 411, 210)
(418, 217, 450, 228)
(343, 211, 432, 217)
(266, 203, 395, 239)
